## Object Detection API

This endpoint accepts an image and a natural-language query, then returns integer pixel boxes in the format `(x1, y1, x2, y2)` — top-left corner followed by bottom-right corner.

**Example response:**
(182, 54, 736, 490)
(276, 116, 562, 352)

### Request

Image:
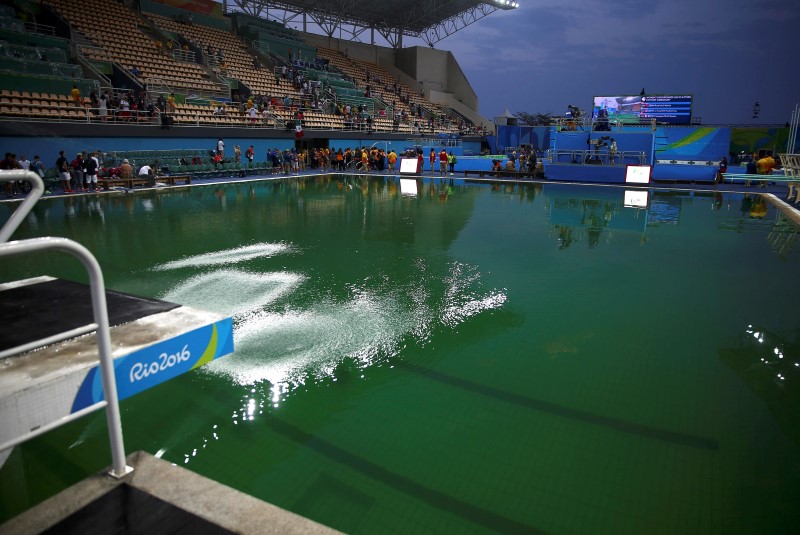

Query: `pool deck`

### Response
(3, 169, 800, 220)
(1, 450, 341, 535)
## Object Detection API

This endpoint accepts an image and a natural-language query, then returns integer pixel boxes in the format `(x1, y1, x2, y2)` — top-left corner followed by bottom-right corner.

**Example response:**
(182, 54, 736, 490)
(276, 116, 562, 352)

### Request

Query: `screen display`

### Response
(593, 95, 692, 125)
(625, 165, 651, 184)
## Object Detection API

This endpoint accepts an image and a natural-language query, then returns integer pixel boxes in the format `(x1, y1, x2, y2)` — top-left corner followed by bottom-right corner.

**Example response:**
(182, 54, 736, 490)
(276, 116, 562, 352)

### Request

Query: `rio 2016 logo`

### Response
(129, 345, 191, 383)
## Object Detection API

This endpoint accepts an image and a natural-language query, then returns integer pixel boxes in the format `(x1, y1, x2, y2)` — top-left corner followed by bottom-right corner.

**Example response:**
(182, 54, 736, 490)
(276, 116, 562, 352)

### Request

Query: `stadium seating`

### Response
(46, 0, 226, 96)
(146, 14, 295, 102)
(0, 2, 476, 135)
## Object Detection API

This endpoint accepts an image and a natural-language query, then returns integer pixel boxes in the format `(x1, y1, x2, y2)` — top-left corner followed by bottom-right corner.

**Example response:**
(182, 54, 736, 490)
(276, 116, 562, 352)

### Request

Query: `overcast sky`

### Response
(408, 0, 799, 125)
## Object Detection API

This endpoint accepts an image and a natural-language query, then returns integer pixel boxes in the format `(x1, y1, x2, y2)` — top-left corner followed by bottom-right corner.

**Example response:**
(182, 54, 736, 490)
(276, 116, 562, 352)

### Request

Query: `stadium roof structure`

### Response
(226, 0, 520, 47)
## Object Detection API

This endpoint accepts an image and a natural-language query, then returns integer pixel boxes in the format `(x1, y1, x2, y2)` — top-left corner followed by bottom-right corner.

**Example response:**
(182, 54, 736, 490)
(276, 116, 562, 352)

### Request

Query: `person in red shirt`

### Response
(439, 149, 448, 176)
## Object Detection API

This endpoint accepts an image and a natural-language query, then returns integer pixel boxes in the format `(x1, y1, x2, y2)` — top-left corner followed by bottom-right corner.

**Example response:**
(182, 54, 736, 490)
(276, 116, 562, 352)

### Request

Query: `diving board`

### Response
(0, 276, 234, 467)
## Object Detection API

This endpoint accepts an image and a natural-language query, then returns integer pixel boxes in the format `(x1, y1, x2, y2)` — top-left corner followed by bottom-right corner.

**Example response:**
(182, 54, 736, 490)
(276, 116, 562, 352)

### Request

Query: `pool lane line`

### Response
(265, 415, 549, 535)
(394, 361, 719, 451)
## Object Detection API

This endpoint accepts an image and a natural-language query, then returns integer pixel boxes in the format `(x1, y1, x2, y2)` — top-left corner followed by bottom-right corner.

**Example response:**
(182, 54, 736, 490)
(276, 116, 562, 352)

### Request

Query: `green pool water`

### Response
(2, 177, 800, 534)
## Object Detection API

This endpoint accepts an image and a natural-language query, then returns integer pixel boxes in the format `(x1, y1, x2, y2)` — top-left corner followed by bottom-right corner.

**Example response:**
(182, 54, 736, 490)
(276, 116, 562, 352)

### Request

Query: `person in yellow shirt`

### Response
(70, 85, 81, 107)
(756, 153, 776, 187)
(762, 154, 775, 173)
(388, 150, 397, 172)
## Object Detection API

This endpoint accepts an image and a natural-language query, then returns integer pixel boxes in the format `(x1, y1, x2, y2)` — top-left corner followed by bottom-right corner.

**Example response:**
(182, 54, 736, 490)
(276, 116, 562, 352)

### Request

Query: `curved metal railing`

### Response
(0, 170, 131, 478)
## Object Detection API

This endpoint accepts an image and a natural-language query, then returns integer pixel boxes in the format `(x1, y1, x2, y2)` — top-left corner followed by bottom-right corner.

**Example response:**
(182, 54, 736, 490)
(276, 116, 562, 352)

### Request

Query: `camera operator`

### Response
(565, 105, 581, 131)
(595, 106, 610, 131)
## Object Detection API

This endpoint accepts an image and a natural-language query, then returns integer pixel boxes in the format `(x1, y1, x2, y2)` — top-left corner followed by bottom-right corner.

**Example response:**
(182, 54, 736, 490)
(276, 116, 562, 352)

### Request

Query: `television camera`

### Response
(588, 135, 613, 147)
(584, 136, 615, 164)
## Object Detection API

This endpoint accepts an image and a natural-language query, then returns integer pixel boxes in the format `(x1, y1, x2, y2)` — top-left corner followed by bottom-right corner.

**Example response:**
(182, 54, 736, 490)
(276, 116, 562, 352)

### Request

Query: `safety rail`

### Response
(0, 102, 459, 134)
(779, 154, 800, 181)
(547, 149, 647, 166)
(171, 49, 196, 63)
(23, 21, 56, 35)
(74, 45, 113, 87)
(406, 137, 463, 148)
(0, 170, 131, 479)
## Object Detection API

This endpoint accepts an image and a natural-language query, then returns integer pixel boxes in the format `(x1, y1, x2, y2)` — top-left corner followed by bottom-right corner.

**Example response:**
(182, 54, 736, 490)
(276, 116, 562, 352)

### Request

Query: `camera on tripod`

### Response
(567, 104, 581, 119)
(588, 135, 613, 147)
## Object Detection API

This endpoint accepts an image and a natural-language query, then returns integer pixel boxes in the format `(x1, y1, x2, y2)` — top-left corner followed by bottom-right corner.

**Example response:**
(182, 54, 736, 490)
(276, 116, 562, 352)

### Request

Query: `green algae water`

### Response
(2, 177, 800, 534)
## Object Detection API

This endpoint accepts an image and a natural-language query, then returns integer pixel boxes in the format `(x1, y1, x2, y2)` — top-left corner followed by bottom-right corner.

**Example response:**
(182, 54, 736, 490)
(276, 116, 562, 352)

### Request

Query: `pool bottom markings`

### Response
(395, 360, 719, 451)
(265, 414, 548, 534)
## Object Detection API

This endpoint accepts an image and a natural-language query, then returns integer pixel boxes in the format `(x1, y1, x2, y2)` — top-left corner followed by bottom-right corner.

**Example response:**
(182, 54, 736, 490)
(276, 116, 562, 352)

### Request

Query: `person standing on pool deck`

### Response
(439, 148, 447, 176)
(429, 149, 436, 174)
(56, 150, 72, 193)
(716, 156, 727, 185)
(85, 151, 99, 192)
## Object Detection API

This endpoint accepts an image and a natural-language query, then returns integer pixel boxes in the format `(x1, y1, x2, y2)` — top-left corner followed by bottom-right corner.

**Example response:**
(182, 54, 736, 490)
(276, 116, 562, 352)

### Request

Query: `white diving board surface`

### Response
(0, 276, 234, 466)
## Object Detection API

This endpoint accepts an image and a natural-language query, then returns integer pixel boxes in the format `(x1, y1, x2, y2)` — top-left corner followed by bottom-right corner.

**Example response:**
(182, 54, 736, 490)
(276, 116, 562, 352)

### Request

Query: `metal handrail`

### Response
(23, 21, 56, 35)
(0, 170, 131, 479)
(547, 149, 647, 166)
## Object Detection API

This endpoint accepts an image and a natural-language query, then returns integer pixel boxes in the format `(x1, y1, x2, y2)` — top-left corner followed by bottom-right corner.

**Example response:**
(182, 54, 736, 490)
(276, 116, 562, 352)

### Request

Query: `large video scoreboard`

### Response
(593, 95, 693, 125)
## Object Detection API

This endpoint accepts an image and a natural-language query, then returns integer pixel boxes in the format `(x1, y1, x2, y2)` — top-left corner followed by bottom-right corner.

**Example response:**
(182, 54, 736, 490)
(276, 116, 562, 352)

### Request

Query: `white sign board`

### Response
(625, 165, 651, 184)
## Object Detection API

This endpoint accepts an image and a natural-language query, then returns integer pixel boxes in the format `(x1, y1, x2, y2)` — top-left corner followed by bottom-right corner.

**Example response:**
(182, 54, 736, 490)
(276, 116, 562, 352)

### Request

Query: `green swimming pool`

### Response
(2, 177, 799, 534)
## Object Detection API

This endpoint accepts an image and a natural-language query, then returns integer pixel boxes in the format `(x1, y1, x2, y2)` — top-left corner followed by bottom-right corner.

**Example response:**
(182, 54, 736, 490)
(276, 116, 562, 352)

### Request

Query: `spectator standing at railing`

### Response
(18, 154, 30, 171)
(119, 95, 130, 121)
(71, 85, 81, 108)
(98, 93, 108, 121)
(167, 93, 176, 112)
(217, 138, 225, 157)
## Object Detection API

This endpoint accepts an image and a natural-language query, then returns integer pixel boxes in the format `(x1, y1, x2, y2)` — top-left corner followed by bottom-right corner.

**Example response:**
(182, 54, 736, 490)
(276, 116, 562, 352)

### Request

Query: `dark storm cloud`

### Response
(430, 0, 799, 123)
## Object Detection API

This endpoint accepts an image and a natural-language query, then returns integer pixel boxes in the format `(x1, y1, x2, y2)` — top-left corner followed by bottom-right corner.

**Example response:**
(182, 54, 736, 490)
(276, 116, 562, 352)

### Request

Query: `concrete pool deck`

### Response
(0, 451, 341, 535)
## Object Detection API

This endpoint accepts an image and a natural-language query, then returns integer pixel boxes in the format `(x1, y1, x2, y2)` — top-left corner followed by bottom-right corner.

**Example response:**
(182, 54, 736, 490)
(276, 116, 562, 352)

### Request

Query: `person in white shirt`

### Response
(18, 155, 30, 170)
(217, 138, 224, 157)
(138, 164, 152, 176)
